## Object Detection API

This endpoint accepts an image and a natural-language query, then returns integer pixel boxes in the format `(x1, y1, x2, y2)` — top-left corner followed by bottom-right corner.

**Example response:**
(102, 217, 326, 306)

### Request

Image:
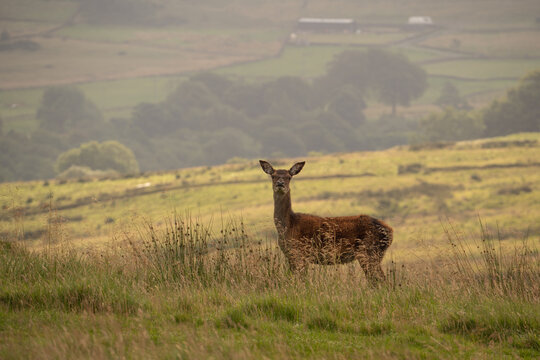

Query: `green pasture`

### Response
(0, 76, 187, 133)
(424, 59, 540, 80)
(216, 45, 350, 79)
(0, 0, 77, 23)
(421, 30, 540, 58)
(414, 77, 517, 105)
(217, 45, 442, 80)
(297, 31, 410, 45)
(52, 24, 286, 47)
(0, 20, 60, 37)
(52, 25, 144, 43)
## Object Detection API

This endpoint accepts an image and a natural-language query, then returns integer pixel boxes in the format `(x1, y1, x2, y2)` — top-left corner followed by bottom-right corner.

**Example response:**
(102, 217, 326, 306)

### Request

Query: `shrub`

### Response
(56, 141, 139, 175)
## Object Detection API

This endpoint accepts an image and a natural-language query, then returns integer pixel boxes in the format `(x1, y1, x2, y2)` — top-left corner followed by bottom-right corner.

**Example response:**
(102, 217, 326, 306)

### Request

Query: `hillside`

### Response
(1, 133, 538, 259)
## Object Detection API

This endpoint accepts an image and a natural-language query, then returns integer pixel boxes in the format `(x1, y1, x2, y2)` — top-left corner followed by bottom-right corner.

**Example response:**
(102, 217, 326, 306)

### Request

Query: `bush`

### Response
(483, 71, 540, 137)
(56, 141, 139, 175)
(56, 165, 119, 180)
(419, 107, 484, 142)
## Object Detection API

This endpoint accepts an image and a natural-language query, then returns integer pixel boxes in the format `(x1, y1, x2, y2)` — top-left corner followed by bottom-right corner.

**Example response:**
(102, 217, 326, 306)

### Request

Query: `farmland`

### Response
(1, 0, 540, 134)
(1, 133, 539, 358)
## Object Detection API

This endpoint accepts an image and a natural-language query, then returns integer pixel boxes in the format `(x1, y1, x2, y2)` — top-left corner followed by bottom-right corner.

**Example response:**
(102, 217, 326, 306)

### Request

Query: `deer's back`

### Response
(289, 212, 393, 253)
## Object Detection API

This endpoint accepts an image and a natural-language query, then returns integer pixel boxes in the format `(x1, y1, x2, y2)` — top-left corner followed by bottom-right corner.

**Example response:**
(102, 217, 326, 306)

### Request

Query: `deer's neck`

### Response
(273, 191, 293, 233)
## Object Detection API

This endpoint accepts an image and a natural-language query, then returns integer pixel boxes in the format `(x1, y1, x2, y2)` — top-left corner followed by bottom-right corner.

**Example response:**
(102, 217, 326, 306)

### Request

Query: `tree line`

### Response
(0, 49, 538, 182)
(418, 71, 540, 142)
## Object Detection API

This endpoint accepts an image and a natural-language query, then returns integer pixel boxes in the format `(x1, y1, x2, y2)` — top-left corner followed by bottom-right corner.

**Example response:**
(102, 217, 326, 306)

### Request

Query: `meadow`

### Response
(1, 134, 539, 358)
(2, 132, 539, 250)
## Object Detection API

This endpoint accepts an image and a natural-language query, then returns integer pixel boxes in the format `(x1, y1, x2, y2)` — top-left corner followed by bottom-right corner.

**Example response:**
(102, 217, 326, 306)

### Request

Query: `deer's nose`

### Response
(276, 180, 285, 187)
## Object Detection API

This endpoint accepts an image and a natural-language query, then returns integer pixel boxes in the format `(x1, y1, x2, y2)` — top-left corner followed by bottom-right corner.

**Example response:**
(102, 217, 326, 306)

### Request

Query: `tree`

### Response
(132, 102, 169, 136)
(37, 86, 103, 133)
(419, 107, 484, 142)
(326, 85, 366, 125)
(435, 82, 471, 110)
(164, 81, 220, 130)
(325, 49, 427, 116)
(367, 49, 427, 116)
(56, 141, 139, 174)
(202, 128, 260, 165)
(259, 127, 306, 157)
(323, 50, 372, 95)
(189, 73, 234, 99)
(483, 70, 540, 137)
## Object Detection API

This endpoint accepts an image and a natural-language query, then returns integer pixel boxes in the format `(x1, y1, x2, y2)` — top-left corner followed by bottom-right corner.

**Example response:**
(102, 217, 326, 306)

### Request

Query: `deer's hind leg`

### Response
(357, 251, 386, 286)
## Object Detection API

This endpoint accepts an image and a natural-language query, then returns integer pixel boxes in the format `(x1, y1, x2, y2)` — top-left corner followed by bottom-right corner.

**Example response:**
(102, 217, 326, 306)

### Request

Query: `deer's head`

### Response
(259, 160, 305, 195)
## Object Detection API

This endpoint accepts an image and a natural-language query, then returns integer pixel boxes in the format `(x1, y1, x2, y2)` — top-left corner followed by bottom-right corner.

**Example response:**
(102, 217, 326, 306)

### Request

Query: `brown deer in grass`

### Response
(259, 160, 393, 284)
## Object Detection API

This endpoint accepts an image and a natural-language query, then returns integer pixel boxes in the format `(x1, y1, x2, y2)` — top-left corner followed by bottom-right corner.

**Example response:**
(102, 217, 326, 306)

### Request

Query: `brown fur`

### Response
(260, 160, 393, 284)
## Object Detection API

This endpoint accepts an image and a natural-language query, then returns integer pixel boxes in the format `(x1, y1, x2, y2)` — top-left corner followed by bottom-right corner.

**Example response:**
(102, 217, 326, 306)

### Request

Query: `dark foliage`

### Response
(483, 71, 540, 137)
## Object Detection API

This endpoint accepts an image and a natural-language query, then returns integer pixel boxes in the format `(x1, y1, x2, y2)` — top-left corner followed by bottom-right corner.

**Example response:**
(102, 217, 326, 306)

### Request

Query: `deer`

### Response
(259, 160, 393, 284)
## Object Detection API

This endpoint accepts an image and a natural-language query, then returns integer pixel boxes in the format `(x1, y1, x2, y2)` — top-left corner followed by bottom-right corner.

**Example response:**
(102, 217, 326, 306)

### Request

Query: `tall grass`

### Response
(443, 218, 539, 300)
(126, 214, 287, 289)
(1, 214, 538, 358)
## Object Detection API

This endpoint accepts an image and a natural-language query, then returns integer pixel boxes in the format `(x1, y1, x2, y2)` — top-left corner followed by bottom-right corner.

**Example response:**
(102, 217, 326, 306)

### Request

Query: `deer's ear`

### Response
(289, 161, 305, 176)
(259, 160, 274, 175)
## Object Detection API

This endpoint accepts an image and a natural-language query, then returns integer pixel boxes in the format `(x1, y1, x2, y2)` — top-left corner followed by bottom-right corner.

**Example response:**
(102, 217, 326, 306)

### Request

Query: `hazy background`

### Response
(1, 0, 539, 182)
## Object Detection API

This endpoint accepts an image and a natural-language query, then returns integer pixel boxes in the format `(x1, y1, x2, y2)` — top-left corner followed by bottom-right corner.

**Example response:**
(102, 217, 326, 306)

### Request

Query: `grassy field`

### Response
(1, 132, 538, 255)
(421, 30, 540, 58)
(302, 0, 540, 28)
(0, 0, 78, 23)
(1, 133, 539, 358)
(423, 59, 540, 80)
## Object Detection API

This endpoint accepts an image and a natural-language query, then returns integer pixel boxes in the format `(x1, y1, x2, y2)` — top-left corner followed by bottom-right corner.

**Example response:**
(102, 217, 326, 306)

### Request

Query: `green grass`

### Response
(424, 59, 540, 80)
(53, 25, 148, 43)
(216, 45, 352, 79)
(415, 76, 517, 105)
(298, 31, 409, 45)
(0, 0, 78, 23)
(421, 30, 540, 58)
(0, 204, 538, 358)
(217, 45, 443, 80)
(1, 133, 538, 262)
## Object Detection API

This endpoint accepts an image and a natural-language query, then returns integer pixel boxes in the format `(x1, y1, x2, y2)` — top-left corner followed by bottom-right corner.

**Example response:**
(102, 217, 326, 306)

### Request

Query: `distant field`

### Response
(0, 0, 77, 23)
(217, 45, 350, 79)
(217, 45, 442, 80)
(415, 77, 517, 105)
(1, 0, 539, 138)
(0, 36, 269, 90)
(0, 20, 60, 37)
(421, 30, 540, 57)
(424, 58, 540, 80)
(304, 0, 540, 28)
(53, 24, 287, 51)
(294, 31, 410, 46)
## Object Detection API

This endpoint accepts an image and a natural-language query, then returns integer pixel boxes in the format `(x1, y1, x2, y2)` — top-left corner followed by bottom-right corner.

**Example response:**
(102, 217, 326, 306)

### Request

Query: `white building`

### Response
(407, 16, 433, 25)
